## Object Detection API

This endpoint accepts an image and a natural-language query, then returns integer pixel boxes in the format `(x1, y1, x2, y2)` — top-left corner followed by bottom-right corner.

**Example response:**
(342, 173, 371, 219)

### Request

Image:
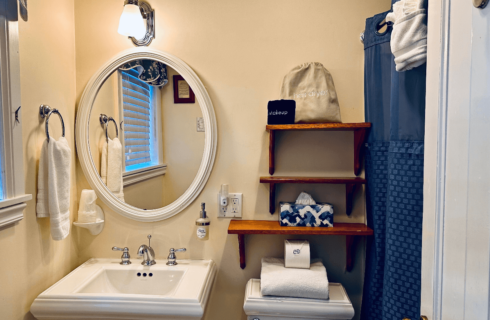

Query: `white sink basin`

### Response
(75, 268, 185, 295)
(30, 258, 217, 320)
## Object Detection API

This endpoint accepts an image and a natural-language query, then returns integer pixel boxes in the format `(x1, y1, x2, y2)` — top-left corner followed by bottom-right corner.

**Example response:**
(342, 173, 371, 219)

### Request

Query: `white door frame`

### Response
(423, 0, 490, 319)
(422, 0, 449, 318)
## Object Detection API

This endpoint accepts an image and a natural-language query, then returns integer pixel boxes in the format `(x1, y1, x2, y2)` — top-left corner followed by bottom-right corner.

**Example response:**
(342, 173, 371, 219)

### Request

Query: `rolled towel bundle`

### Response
(78, 189, 97, 223)
(261, 258, 329, 300)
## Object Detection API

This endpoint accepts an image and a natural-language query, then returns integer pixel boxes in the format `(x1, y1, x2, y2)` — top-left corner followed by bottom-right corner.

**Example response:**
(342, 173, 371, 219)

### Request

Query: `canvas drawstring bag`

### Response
(280, 62, 341, 123)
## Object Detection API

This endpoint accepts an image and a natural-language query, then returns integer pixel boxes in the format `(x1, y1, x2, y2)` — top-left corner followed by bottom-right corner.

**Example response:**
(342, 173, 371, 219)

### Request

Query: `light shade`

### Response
(118, 4, 146, 39)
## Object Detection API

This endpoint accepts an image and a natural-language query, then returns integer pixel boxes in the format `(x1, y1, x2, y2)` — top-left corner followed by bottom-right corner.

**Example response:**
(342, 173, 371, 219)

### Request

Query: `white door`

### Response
(422, 0, 490, 319)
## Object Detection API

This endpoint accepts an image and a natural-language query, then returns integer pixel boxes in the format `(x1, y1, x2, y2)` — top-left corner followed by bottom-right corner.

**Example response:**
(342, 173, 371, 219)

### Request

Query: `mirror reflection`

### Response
(89, 59, 205, 210)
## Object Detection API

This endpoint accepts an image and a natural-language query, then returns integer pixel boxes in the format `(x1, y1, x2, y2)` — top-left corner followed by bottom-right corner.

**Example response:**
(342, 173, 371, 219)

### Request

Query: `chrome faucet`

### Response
(166, 248, 186, 266)
(137, 235, 156, 266)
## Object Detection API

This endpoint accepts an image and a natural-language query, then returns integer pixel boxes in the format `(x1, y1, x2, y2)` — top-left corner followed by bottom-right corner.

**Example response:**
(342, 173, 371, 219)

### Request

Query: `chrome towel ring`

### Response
(40, 105, 65, 143)
(99, 114, 119, 141)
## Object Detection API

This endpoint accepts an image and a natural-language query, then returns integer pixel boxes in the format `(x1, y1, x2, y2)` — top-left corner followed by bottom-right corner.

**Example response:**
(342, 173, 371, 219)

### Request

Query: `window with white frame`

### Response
(0, 0, 32, 228)
(119, 69, 165, 186)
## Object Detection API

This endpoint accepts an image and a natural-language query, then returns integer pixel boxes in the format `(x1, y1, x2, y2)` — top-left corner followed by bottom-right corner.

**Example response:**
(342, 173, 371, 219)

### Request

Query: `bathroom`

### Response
(1, 0, 490, 319)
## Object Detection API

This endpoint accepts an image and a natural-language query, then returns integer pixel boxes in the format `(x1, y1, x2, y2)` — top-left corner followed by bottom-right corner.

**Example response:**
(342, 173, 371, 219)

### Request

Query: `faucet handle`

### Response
(112, 246, 131, 265)
(167, 248, 186, 266)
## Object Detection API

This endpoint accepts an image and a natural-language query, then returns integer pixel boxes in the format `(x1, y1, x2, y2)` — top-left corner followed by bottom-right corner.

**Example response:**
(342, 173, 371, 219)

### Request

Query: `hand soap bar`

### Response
(196, 202, 210, 241)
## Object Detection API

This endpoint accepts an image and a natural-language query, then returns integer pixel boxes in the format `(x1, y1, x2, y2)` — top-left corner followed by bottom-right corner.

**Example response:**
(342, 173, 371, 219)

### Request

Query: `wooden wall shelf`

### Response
(259, 176, 366, 215)
(228, 220, 373, 271)
(267, 122, 371, 176)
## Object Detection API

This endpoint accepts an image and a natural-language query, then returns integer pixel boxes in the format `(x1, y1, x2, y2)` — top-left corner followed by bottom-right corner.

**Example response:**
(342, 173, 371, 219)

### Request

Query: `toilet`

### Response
(243, 279, 355, 320)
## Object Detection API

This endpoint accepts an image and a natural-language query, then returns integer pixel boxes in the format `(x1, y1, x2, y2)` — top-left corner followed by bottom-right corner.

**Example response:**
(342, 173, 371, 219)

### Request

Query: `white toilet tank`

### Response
(243, 279, 355, 320)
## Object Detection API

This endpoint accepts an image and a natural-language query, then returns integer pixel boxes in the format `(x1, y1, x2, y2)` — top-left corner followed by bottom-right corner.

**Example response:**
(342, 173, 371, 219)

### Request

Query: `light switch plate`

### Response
(218, 193, 242, 218)
(196, 117, 205, 132)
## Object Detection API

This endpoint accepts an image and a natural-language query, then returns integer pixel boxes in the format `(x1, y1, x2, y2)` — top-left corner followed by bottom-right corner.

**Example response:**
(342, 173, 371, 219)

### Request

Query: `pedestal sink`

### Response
(30, 258, 217, 320)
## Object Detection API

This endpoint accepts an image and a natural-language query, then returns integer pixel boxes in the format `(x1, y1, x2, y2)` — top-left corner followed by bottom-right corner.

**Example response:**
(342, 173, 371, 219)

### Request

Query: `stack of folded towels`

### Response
(261, 257, 329, 300)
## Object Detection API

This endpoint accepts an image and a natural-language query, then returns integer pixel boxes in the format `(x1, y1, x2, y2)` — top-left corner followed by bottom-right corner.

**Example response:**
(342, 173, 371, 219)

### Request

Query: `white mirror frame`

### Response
(76, 48, 217, 222)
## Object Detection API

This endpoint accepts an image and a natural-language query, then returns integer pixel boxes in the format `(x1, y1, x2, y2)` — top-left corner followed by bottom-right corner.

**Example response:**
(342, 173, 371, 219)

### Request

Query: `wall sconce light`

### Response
(118, 0, 155, 47)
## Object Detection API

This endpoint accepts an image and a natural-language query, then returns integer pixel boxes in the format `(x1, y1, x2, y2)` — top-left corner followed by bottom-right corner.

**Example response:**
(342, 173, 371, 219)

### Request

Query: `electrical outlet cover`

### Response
(218, 193, 242, 218)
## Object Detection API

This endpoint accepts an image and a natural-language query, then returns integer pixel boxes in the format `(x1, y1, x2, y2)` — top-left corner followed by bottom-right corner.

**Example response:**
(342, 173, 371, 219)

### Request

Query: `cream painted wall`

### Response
(74, 1, 390, 320)
(124, 176, 165, 209)
(161, 66, 204, 206)
(0, 1, 78, 320)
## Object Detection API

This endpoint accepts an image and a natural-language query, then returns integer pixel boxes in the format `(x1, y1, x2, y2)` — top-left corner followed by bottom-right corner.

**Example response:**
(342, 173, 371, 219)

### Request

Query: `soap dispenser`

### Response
(196, 202, 210, 241)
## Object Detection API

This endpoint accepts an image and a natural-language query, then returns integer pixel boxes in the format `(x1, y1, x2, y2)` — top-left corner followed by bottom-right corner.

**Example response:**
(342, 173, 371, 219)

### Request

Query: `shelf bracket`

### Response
(238, 234, 246, 269)
(269, 130, 275, 175)
(345, 235, 358, 272)
(269, 183, 276, 214)
(353, 129, 367, 176)
(345, 183, 360, 216)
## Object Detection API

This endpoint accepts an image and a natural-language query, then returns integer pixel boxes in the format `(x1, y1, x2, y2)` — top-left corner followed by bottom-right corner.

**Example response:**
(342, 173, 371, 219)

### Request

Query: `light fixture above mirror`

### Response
(118, 0, 155, 47)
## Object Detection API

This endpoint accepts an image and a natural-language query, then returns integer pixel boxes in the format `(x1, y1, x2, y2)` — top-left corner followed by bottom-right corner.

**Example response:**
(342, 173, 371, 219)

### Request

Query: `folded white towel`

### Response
(108, 138, 124, 201)
(101, 138, 124, 201)
(37, 137, 71, 241)
(387, 0, 419, 24)
(261, 257, 329, 300)
(100, 140, 108, 184)
(48, 137, 71, 240)
(36, 140, 49, 217)
(388, 0, 427, 72)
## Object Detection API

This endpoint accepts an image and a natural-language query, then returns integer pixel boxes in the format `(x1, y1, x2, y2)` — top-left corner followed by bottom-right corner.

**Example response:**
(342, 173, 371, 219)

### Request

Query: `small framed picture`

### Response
(173, 75, 195, 104)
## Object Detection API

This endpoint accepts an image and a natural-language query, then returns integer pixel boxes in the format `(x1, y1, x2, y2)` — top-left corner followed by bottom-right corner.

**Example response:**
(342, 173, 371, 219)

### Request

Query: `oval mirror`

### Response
(76, 48, 217, 221)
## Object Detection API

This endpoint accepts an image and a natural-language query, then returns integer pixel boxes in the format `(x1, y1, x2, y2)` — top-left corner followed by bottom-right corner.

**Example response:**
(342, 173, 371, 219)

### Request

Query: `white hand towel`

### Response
(37, 137, 71, 240)
(47, 137, 71, 240)
(107, 138, 124, 201)
(261, 257, 329, 300)
(100, 140, 108, 184)
(36, 140, 49, 217)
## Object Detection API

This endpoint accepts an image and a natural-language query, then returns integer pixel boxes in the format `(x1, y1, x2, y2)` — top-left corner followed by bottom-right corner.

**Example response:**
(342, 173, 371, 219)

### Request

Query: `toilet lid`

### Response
(243, 279, 355, 319)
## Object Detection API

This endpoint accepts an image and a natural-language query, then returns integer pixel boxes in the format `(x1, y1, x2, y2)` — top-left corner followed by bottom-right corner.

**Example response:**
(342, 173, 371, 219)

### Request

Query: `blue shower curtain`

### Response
(360, 10, 426, 320)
